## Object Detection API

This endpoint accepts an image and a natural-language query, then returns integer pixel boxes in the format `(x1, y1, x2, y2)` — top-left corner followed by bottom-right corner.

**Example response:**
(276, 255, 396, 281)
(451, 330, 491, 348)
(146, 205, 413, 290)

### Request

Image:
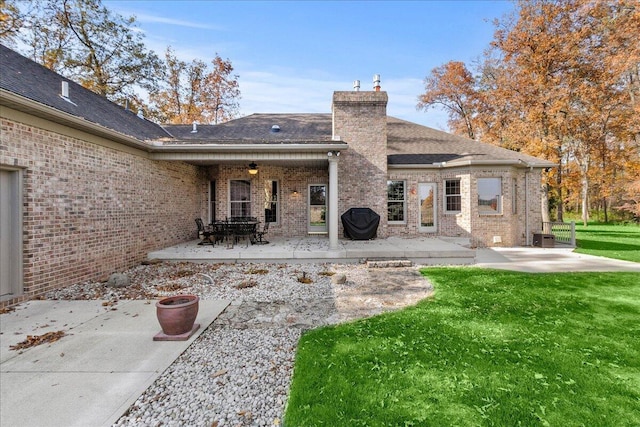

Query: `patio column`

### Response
(328, 152, 339, 250)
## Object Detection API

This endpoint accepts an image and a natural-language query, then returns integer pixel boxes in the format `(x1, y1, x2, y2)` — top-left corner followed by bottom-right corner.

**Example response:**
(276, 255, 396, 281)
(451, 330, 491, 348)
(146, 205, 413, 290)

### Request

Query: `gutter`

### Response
(1, 89, 350, 156)
(389, 159, 556, 169)
(150, 142, 349, 153)
(1, 89, 155, 152)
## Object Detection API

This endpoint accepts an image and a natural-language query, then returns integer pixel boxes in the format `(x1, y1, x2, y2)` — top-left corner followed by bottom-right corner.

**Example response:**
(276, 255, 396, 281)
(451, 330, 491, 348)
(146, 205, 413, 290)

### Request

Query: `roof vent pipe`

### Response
(61, 81, 69, 98)
(373, 74, 381, 91)
(137, 110, 144, 119)
(353, 80, 360, 91)
(191, 122, 198, 133)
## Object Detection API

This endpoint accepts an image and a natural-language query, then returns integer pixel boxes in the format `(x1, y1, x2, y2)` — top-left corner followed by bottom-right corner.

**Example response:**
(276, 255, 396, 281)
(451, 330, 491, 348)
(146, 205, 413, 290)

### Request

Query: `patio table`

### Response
(211, 219, 259, 247)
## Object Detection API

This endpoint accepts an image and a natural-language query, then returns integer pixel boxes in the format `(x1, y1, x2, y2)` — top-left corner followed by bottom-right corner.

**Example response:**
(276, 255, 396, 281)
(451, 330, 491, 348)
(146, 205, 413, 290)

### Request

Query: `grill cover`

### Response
(341, 208, 380, 240)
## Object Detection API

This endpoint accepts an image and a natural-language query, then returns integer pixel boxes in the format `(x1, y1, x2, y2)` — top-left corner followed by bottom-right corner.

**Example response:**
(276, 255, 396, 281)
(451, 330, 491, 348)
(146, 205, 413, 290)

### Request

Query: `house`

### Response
(0, 44, 555, 305)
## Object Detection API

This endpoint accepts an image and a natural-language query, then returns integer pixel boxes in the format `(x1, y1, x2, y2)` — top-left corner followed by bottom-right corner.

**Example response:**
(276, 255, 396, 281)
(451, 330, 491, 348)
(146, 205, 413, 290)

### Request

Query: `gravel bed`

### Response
(45, 261, 350, 426)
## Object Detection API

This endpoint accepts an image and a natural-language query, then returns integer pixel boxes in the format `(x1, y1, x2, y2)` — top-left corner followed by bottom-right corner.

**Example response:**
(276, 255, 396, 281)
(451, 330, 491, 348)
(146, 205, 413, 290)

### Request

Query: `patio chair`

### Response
(254, 221, 270, 245)
(233, 221, 256, 247)
(195, 218, 215, 246)
(211, 221, 228, 245)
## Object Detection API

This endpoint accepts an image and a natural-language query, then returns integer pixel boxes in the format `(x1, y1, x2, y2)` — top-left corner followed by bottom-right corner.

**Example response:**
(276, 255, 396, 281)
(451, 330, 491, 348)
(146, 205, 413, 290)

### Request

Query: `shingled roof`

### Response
(1, 44, 553, 167)
(386, 117, 553, 167)
(0, 44, 171, 142)
(162, 113, 337, 145)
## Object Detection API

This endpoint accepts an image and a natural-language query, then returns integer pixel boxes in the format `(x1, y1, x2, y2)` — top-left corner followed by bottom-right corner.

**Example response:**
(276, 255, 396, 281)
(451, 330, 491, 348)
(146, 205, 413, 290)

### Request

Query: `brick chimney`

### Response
(332, 75, 388, 236)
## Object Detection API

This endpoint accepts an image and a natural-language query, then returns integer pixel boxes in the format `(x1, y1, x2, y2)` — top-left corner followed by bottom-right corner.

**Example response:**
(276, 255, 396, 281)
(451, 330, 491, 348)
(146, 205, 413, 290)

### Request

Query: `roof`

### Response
(162, 113, 338, 145)
(0, 44, 171, 142)
(0, 44, 554, 168)
(386, 117, 554, 167)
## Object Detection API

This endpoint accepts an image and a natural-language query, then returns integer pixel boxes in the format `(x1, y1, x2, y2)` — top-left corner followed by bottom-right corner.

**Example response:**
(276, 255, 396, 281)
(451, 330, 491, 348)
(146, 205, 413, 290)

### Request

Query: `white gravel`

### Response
(46, 261, 360, 427)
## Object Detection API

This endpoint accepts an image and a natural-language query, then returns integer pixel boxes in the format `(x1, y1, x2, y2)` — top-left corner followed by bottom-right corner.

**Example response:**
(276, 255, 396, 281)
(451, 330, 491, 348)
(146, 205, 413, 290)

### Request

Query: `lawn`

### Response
(284, 268, 640, 426)
(574, 222, 640, 263)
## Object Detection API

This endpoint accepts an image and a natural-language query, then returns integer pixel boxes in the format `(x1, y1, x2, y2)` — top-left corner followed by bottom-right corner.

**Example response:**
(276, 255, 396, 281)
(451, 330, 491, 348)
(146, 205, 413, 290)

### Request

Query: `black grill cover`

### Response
(341, 208, 380, 240)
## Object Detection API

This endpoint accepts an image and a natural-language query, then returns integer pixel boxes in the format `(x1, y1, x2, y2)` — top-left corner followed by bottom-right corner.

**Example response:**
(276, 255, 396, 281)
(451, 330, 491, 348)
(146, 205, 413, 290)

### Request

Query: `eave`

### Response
(388, 159, 557, 169)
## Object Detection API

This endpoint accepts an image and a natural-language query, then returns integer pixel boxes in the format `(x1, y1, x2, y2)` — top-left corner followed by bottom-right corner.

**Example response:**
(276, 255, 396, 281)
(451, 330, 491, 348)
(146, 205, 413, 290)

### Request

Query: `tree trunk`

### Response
(556, 166, 564, 222)
(581, 175, 589, 226)
(541, 184, 551, 224)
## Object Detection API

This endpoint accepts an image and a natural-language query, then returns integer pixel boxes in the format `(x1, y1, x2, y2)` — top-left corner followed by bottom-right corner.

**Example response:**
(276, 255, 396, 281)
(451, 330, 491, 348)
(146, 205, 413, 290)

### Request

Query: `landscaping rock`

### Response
(107, 273, 130, 288)
(331, 273, 347, 284)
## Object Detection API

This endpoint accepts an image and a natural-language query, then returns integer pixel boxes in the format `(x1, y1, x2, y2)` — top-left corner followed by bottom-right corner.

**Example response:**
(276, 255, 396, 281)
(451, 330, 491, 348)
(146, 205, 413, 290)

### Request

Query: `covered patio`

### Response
(148, 236, 476, 265)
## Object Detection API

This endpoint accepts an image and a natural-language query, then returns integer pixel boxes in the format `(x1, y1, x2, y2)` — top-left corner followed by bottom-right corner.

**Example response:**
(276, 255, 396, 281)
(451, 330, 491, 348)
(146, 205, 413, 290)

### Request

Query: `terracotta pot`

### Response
(156, 295, 199, 335)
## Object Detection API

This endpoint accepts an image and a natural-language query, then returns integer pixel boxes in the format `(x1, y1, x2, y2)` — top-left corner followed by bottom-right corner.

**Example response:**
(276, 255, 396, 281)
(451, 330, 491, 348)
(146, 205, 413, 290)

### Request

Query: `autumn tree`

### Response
(2, 0, 162, 106)
(418, 0, 640, 225)
(417, 61, 478, 139)
(149, 47, 240, 125)
(0, 0, 24, 45)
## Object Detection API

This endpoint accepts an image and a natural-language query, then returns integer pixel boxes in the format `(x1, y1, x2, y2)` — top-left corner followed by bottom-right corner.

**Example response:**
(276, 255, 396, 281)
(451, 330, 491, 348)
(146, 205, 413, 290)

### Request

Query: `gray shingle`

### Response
(0, 44, 171, 141)
(162, 113, 335, 144)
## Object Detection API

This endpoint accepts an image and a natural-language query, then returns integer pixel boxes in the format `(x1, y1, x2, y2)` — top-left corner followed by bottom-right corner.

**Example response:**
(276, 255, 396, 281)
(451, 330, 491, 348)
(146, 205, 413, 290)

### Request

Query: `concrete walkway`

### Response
(476, 247, 640, 273)
(0, 299, 229, 427)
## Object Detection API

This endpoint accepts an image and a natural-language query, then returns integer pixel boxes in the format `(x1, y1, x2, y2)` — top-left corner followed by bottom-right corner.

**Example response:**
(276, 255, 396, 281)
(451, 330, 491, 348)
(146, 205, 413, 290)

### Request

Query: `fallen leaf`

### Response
(10, 330, 66, 351)
(210, 369, 228, 378)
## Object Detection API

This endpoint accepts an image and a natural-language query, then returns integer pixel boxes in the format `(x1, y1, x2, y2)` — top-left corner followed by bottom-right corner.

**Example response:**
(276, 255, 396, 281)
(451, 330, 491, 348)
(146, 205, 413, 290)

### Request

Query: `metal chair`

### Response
(234, 221, 257, 247)
(254, 221, 270, 245)
(195, 218, 215, 245)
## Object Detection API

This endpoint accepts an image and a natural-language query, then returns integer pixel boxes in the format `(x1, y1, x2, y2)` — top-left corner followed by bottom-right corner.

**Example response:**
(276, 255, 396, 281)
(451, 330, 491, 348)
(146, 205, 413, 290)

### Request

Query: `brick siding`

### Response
(387, 167, 542, 247)
(332, 91, 389, 237)
(1, 115, 203, 305)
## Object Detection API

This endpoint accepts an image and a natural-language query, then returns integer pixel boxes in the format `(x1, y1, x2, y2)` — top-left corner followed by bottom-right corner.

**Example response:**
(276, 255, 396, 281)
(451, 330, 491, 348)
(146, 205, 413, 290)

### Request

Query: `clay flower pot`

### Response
(156, 295, 199, 335)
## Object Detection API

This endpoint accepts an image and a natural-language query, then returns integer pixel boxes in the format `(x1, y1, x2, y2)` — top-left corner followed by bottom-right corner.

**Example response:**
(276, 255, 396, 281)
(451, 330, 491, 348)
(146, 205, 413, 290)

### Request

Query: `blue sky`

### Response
(105, 0, 514, 130)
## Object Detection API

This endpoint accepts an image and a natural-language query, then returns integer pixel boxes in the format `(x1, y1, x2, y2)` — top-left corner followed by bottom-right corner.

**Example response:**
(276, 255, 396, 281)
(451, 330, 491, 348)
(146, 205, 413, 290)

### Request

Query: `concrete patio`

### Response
(0, 299, 230, 427)
(148, 236, 477, 265)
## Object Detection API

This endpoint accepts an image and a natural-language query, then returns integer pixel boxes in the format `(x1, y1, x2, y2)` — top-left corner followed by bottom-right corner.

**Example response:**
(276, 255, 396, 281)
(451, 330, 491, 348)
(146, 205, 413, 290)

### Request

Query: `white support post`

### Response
(328, 154, 339, 250)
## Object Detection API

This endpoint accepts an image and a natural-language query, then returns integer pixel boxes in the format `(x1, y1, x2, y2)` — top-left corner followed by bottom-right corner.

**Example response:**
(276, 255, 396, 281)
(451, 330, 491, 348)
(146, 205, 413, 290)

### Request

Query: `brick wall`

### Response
(332, 91, 389, 237)
(386, 167, 541, 247)
(208, 164, 328, 236)
(1, 114, 204, 304)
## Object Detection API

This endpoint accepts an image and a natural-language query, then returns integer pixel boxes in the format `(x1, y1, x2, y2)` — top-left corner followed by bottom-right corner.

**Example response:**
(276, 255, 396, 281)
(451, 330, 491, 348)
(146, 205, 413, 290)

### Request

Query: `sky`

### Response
(104, 0, 514, 130)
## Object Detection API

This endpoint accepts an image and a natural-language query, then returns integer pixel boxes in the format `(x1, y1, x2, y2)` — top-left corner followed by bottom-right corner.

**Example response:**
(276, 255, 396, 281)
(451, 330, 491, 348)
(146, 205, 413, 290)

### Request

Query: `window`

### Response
(230, 180, 251, 217)
(387, 180, 406, 222)
(445, 179, 461, 212)
(477, 177, 502, 215)
(264, 180, 278, 223)
(512, 178, 517, 214)
(209, 180, 216, 223)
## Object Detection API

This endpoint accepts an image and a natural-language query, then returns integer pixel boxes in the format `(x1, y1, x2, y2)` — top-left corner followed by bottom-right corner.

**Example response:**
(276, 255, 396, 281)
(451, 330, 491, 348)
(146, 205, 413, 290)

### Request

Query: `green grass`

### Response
(574, 222, 640, 263)
(285, 268, 640, 426)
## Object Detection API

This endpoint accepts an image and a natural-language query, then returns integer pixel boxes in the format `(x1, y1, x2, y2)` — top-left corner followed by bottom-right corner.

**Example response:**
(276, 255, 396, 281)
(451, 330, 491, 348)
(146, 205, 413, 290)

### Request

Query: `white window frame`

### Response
(264, 179, 279, 224)
(477, 177, 503, 215)
(444, 179, 462, 213)
(229, 179, 251, 218)
(387, 180, 406, 224)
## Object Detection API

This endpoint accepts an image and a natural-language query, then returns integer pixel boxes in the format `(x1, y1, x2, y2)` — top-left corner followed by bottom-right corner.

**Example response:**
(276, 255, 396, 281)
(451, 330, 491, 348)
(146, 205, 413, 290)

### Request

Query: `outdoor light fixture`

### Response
(248, 162, 258, 175)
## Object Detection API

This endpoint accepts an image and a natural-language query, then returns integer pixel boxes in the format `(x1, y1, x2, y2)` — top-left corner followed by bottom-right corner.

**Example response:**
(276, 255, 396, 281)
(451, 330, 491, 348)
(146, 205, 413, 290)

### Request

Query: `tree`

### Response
(417, 61, 478, 139)
(203, 55, 241, 124)
(419, 0, 639, 225)
(149, 48, 240, 125)
(0, 0, 24, 45)
(2, 0, 162, 106)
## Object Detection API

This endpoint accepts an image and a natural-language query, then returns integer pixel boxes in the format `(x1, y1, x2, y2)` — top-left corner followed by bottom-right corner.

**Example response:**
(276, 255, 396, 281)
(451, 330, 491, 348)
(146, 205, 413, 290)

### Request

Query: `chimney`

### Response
(353, 80, 360, 91)
(373, 74, 381, 92)
(331, 83, 388, 238)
